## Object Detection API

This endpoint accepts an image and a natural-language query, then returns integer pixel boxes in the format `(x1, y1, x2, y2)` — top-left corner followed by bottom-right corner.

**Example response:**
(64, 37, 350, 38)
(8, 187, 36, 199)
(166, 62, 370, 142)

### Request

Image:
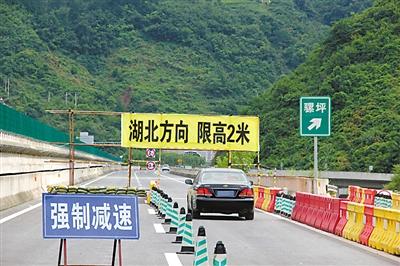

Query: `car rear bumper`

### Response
(195, 197, 254, 214)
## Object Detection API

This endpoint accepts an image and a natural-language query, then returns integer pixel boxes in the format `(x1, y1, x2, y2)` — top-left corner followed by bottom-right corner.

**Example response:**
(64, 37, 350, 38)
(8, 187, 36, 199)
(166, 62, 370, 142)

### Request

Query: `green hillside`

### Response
(0, 0, 371, 145)
(249, 0, 400, 173)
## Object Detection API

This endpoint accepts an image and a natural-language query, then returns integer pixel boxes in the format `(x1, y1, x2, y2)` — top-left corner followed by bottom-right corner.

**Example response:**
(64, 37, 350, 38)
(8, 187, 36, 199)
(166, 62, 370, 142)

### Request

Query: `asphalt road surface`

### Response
(1, 170, 399, 266)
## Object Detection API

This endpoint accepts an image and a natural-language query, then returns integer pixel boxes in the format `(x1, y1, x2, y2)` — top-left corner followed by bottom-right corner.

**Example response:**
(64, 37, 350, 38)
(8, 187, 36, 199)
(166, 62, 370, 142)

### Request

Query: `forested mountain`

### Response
(249, 0, 399, 172)
(0, 0, 371, 144)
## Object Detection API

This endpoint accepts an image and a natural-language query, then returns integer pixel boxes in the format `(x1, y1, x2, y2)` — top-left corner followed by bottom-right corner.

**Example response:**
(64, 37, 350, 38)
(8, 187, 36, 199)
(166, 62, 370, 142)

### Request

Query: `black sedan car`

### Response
(185, 168, 254, 220)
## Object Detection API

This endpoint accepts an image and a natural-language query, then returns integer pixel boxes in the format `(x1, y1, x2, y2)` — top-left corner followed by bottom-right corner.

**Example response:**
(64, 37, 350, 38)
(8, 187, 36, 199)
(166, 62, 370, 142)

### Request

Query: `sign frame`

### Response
(42, 193, 140, 240)
(300, 96, 331, 137)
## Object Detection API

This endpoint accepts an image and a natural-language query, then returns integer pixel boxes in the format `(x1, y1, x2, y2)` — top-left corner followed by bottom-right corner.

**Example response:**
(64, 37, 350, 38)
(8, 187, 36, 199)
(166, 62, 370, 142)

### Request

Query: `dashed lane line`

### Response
(82, 171, 116, 187)
(153, 223, 165, 233)
(148, 208, 156, 215)
(132, 171, 143, 187)
(164, 253, 183, 266)
(160, 174, 186, 184)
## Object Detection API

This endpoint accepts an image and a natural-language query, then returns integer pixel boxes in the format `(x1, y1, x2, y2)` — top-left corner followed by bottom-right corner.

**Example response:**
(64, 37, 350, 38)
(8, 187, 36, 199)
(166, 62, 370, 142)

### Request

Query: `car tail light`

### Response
(239, 188, 253, 198)
(196, 187, 212, 197)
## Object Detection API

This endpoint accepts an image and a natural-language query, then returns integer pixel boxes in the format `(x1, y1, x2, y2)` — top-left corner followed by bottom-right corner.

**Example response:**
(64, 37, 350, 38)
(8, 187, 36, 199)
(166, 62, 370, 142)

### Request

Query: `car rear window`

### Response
(200, 171, 248, 185)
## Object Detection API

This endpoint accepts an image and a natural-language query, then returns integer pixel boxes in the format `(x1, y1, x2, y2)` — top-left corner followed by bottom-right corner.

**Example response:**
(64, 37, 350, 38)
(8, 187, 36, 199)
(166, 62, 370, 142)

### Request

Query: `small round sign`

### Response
(146, 148, 156, 158)
(146, 161, 156, 171)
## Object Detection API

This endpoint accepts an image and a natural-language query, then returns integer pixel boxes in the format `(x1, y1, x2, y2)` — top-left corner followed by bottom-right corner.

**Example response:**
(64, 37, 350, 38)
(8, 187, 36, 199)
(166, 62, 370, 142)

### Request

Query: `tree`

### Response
(385, 165, 400, 192)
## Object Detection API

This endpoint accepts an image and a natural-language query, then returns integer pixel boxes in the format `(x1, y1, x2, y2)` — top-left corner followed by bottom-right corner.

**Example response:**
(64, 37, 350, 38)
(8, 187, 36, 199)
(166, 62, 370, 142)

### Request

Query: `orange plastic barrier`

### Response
(348, 186, 358, 202)
(360, 205, 374, 245)
(363, 189, 376, 205)
(268, 188, 281, 212)
(255, 187, 264, 209)
(334, 201, 349, 236)
(291, 193, 342, 234)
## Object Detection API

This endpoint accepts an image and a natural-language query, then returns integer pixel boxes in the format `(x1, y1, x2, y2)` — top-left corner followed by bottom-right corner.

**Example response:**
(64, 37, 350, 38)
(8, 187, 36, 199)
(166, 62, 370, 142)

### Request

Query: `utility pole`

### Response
(74, 93, 77, 107)
(65, 92, 68, 105)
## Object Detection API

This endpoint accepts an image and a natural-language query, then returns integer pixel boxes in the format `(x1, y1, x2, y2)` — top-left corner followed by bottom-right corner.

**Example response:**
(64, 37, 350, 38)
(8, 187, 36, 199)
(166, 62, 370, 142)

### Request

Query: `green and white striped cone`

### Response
(212, 241, 227, 266)
(151, 187, 157, 206)
(162, 197, 173, 224)
(173, 207, 186, 243)
(155, 189, 161, 208)
(194, 226, 209, 266)
(156, 191, 164, 216)
(384, 195, 392, 208)
(177, 213, 195, 254)
(289, 197, 295, 216)
(167, 202, 179, 234)
(275, 195, 282, 213)
(159, 194, 168, 219)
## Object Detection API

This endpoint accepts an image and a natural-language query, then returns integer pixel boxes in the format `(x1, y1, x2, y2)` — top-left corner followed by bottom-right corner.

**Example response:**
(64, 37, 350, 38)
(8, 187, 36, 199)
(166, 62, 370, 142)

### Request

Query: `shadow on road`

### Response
(194, 214, 244, 221)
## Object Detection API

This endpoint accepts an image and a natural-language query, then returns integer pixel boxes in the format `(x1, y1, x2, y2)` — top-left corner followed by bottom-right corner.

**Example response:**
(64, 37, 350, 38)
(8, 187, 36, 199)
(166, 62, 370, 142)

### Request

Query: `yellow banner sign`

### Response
(121, 113, 259, 151)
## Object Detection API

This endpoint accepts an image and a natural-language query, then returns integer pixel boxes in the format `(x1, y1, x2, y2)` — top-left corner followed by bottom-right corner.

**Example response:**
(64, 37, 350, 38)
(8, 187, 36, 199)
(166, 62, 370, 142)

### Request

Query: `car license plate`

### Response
(216, 190, 235, 197)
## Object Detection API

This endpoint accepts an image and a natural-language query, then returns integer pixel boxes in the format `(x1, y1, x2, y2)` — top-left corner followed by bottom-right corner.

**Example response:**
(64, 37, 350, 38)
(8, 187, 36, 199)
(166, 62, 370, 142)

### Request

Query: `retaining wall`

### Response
(0, 165, 123, 210)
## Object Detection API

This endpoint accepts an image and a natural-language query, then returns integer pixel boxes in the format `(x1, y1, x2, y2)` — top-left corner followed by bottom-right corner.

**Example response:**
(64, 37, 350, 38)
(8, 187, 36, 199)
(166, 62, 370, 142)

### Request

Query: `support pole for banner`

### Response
(128, 147, 132, 187)
(158, 149, 162, 176)
(257, 151, 261, 185)
(68, 110, 75, 186)
(228, 151, 232, 168)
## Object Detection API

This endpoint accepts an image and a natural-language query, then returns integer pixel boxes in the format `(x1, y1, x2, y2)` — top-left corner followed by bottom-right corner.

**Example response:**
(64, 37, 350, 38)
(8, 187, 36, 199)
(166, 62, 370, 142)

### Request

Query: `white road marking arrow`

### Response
(307, 118, 322, 130)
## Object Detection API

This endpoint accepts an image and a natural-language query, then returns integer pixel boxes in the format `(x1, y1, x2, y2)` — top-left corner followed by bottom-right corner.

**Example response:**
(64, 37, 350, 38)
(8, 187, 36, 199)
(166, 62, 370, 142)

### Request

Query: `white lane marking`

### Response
(82, 171, 115, 187)
(153, 223, 165, 233)
(255, 209, 400, 263)
(160, 174, 186, 184)
(148, 208, 156, 215)
(0, 203, 42, 224)
(164, 253, 183, 266)
(0, 171, 117, 225)
(133, 171, 143, 187)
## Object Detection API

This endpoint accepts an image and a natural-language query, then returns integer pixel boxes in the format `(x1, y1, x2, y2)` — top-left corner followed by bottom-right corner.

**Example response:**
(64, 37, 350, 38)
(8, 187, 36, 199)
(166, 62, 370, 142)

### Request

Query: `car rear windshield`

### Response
(200, 171, 248, 185)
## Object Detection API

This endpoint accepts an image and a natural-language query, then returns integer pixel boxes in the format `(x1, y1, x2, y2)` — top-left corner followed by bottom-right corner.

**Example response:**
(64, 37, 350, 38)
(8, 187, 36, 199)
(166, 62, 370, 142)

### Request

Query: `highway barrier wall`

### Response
(254, 185, 400, 256)
(170, 168, 328, 195)
(0, 164, 123, 210)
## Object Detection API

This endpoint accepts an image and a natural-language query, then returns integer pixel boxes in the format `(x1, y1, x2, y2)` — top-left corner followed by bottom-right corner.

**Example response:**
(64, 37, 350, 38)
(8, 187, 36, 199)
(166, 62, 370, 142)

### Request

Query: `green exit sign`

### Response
(300, 97, 331, 136)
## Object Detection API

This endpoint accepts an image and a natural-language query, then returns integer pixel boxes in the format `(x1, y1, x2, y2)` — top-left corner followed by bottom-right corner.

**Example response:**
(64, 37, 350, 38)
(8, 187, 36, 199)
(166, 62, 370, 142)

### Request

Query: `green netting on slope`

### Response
(0, 104, 120, 161)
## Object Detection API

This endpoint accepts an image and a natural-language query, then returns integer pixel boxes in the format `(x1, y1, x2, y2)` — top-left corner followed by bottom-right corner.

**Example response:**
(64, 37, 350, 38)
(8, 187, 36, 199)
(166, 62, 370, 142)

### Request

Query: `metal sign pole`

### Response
(228, 151, 232, 168)
(128, 148, 132, 187)
(313, 136, 318, 194)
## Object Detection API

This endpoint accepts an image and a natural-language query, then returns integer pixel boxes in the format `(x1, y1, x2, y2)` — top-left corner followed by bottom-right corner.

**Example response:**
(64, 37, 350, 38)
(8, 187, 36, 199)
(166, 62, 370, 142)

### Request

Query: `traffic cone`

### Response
(162, 197, 173, 224)
(167, 202, 179, 234)
(212, 241, 227, 266)
(177, 213, 195, 254)
(158, 194, 168, 219)
(193, 226, 209, 266)
(156, 191, 164, 216)
(173, 207, 186, 243)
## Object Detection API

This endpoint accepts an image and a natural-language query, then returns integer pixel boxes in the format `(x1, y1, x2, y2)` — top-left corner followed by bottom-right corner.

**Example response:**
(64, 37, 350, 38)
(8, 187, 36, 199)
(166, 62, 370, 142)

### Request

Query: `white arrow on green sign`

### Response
(300, 96, 331, 136)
